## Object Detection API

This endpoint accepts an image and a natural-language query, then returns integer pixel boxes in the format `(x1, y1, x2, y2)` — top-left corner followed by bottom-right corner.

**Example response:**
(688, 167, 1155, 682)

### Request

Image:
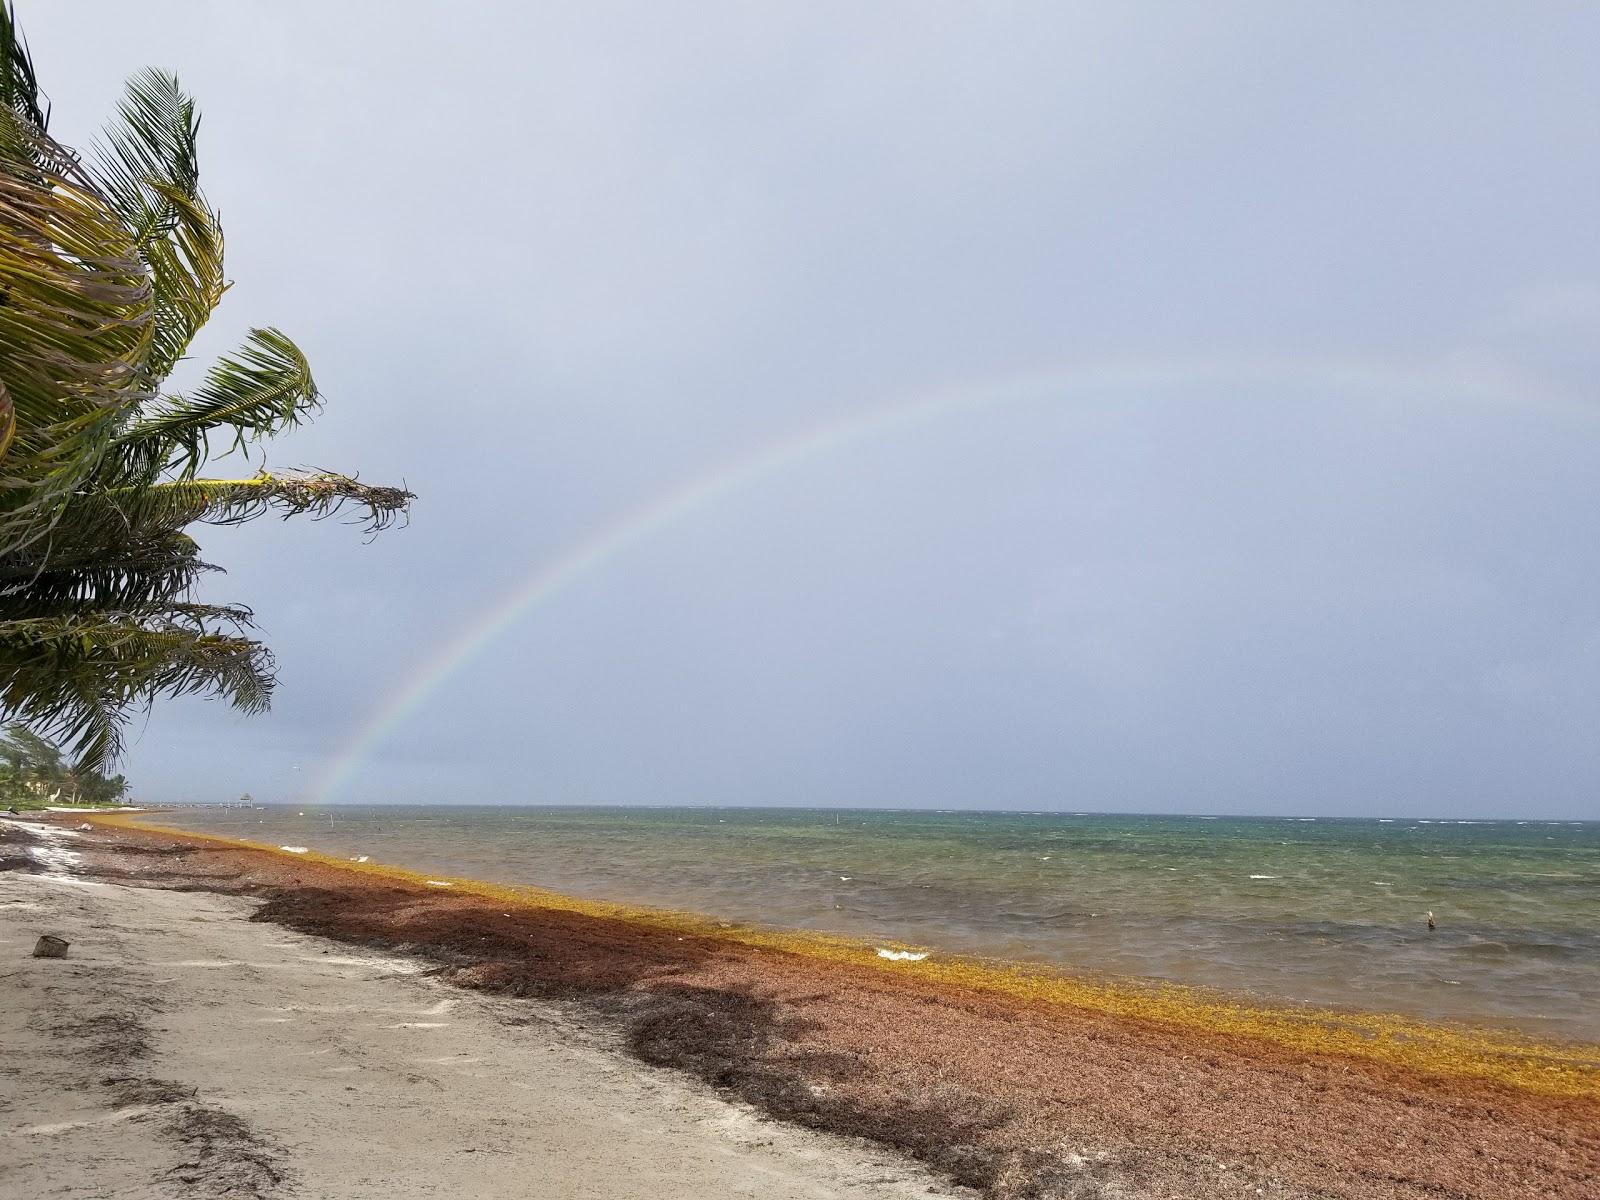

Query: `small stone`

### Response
(32, 935, 68, 958)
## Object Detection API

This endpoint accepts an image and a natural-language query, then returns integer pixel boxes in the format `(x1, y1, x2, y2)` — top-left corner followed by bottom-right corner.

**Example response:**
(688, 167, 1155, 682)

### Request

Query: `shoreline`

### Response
(100, 809, 1600, 1097)
(135, 804, 1600, 1051)
(14, 811, 1600, 1199)
(0, 823, 962, 1200)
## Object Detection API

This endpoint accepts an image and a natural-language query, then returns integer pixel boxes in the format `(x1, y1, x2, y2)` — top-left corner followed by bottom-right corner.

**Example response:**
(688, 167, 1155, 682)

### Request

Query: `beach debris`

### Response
(279, 846, 309, 854)
(349, 855, 370, 863)
(75, 823, 93, 832)
(875, 948, 929, 962)
(1427, 911, 1437, 931)
(32, 935, 68, 958)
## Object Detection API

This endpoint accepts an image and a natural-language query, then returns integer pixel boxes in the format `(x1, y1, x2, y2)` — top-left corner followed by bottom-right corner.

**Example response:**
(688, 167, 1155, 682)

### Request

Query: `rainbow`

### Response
(308, 353, 1579, 803)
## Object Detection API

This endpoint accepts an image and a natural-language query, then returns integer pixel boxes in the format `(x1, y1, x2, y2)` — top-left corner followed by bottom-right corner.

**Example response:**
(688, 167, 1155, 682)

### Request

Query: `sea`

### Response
(153, 805, 1600, 1044)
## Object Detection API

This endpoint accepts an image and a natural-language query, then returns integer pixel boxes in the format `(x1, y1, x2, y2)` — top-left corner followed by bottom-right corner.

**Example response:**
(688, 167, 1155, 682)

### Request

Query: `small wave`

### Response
(280, 846, 308, 854)
(28, 844, 81, 874)
(876, 948, 929, 962)
(1249, 874, 1279, 880)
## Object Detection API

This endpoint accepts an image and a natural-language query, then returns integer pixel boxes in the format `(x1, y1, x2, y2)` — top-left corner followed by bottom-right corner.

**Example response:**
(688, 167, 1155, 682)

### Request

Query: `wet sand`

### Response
(5, 814, 1598, 1199)
(0, 820, 967, 1200)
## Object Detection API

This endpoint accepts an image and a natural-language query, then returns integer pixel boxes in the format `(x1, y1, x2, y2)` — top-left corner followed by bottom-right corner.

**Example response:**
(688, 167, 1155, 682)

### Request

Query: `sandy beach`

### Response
(2, 814, 1596, 1200)
(0, 819, 965, 1200)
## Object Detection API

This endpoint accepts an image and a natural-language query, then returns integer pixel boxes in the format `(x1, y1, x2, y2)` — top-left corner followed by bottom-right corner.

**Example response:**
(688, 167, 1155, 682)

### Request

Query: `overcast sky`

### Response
(28, 3, 1600, 817)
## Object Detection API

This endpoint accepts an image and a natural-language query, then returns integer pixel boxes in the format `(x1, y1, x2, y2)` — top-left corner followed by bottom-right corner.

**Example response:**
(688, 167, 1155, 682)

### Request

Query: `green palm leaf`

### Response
(78, 470, 414, 539)
(0, 2, 45, 144)
(91, 67, 225, 377)
(0, 529, 212, 615)
(116, 328, 319, 478)
(0, 112, 156, 549)
(0, 608, 273, 768)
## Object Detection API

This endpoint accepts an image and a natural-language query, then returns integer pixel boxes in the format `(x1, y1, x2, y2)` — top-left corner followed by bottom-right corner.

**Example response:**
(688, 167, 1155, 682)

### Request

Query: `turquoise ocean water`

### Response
(155, 806, 1600, 1043)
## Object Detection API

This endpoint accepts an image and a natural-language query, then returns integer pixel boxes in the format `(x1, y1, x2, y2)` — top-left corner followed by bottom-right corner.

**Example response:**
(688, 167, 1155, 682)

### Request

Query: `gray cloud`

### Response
(28, 2, 1600, 816)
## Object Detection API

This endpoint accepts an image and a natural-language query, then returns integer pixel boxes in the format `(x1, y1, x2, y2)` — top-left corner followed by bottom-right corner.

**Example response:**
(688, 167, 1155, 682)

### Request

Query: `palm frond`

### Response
(91, 68, 224, 376)
(64, 470, 413, 546)
(0, 111, 156, 549)
(0, 529, 214, 615)
(140, 180, 226, 375)
(0, 3, 45, 135)
(91, 68, 197, 245)
(115, 328, 317, 478)
(0, 608, 273, 769)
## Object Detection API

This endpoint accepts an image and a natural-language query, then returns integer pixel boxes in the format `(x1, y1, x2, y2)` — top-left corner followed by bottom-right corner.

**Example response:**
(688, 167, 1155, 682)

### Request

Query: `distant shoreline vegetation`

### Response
(1, 726, 130, 809)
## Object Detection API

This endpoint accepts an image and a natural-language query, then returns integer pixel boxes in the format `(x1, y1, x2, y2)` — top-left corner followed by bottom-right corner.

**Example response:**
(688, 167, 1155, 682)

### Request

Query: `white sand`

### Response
(0, 867, 966, 1199)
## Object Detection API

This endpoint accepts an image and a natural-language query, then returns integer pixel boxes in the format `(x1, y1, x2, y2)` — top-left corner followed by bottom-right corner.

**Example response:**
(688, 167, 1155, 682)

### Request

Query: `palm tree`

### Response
(0, 724, 64, 793)
(0, 6, 413, 767)
(0, 724, 129, 805)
